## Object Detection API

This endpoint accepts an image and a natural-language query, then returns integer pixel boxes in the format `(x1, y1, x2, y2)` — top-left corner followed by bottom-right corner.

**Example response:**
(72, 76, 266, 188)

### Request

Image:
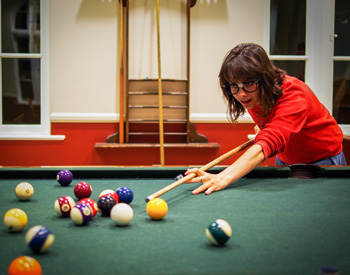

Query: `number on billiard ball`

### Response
(206, 219, 232, 246)
(54, 196, 76, 217)
(74, 182, 92, 200)
(56, 170, 73, 186)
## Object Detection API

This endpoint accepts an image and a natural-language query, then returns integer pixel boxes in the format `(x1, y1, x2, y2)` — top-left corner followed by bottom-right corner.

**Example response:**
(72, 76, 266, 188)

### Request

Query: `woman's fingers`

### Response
(184, 168, 206, 183)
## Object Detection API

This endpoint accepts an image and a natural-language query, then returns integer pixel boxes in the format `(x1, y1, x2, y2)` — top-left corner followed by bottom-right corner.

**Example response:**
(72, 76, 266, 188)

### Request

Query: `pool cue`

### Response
(145, 139, 255, 202)
(118, 0, 124, 144)
(156, 0, 165, 166)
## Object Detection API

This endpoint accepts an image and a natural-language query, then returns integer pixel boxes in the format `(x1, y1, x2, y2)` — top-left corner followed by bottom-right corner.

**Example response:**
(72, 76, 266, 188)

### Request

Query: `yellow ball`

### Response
(15, 182, 34, 201)
(146, 198, 168, 220)
(4, 208, 28, 232)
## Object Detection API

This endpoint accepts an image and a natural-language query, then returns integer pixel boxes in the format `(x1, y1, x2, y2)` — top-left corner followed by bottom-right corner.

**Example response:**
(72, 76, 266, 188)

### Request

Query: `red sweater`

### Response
(248, 75, 343, 164)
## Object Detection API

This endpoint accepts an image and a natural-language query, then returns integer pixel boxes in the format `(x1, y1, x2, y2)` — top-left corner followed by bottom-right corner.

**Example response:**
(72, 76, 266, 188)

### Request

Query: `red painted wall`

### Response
(1, 123, 348, 167)
(0, 123, 350, 167)
(0, 122, 273, 167)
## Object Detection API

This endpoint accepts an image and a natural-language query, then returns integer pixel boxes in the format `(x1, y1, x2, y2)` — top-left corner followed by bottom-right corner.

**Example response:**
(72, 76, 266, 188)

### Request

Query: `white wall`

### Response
(50, 0, 264, 122)
(50, 0, 118, 121)
(190, 0, 264, 121)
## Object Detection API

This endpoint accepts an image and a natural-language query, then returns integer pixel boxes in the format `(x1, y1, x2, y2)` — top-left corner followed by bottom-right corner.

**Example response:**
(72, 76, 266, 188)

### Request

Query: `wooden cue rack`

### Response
(96, 0, 219, 150)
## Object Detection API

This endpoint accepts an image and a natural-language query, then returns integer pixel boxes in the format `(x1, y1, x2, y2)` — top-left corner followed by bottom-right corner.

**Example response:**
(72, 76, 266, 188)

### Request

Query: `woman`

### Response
(185, 43, 346, 195)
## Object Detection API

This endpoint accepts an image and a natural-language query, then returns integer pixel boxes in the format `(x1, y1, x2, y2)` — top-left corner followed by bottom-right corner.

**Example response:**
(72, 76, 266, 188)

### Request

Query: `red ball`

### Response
(74, 182, 92, 200)
(98, 189, 119, 203)
(79, 198, 98, 217)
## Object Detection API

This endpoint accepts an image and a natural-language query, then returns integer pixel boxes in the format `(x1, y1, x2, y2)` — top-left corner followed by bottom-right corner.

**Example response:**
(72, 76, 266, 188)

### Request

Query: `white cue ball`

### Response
(110, 203, 134, 226)
(15, 182, 34, 201)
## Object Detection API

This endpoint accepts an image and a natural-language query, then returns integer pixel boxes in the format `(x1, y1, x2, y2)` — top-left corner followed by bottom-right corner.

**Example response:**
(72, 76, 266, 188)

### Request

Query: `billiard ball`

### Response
(74, 182, 92, 200)
(206, 219, 232, 246)
(99, 189, 119, 203)
(54, 196, 76, 217)
(4, 208, 28, 232)
(146, 198, 168, 220)
(116, 186, 133, 204)
(111, 203, 134, 226)
(15, 182, 34, 201)
(320, 266, 339, 275)
(56, 169, 73, 186)
(97, 195, 117, 216)
(79, 198, 98, 218)
(25, 225, 55, 253)
(8, 256, 42, 275)
(70, 203, 93, 225)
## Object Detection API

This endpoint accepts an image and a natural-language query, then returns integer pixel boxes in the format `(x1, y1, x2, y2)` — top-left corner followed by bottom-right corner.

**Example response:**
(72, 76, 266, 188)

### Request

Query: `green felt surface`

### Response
(0, 167, 350, 275)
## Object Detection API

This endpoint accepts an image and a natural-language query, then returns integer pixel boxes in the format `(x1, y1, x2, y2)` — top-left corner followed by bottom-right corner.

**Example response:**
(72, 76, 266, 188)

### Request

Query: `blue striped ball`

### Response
(25, 225, 55, 253)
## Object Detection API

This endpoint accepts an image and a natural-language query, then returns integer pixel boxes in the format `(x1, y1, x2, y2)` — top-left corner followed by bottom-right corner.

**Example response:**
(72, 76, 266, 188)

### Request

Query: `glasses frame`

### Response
(223, 79, 261, 95)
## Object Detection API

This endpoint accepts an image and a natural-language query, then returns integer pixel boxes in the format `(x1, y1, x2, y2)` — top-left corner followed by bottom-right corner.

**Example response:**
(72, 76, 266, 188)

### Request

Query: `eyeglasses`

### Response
(223, 79, 260, 95)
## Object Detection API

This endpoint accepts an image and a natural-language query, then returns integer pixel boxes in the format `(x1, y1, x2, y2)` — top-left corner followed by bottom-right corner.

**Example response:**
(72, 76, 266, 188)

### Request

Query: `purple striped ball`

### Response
(70, 203, 92, 225)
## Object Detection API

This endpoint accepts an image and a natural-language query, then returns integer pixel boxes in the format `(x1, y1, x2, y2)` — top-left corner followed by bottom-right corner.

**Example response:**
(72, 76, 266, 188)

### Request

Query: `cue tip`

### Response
(145, 196, 153, 202)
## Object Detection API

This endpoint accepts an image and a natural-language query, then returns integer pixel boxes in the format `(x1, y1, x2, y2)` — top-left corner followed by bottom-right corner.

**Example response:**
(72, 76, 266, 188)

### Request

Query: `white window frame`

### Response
(331, 0, 350, 135)
(0, 0, 64, 140)
(264, 0, 349, 135)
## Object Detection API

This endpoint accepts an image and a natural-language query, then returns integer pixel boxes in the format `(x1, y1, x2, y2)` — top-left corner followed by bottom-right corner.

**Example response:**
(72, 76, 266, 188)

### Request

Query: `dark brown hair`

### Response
(219, 43, 285, 122)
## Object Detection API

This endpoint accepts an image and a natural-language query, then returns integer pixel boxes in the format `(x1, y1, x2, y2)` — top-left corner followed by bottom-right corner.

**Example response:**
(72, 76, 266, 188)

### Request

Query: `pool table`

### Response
(0, 166, 350, 275)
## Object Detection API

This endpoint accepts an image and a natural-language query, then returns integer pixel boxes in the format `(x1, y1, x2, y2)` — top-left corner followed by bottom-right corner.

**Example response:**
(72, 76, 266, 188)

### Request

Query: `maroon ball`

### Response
(97, 196, 117, 216)
(74, 182, 92, 200)
(54, 196, 76, 217)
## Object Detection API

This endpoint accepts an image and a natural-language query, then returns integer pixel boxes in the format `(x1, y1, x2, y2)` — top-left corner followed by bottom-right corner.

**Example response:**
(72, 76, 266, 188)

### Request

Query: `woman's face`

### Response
(232, 82, 261, 110)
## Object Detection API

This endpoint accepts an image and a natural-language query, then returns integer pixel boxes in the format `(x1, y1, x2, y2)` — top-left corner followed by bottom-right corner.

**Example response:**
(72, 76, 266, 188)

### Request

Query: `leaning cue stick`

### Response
(118, 0, 124, 144)
(156, 0, 165, 165)
(145, 139, 255, 202)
